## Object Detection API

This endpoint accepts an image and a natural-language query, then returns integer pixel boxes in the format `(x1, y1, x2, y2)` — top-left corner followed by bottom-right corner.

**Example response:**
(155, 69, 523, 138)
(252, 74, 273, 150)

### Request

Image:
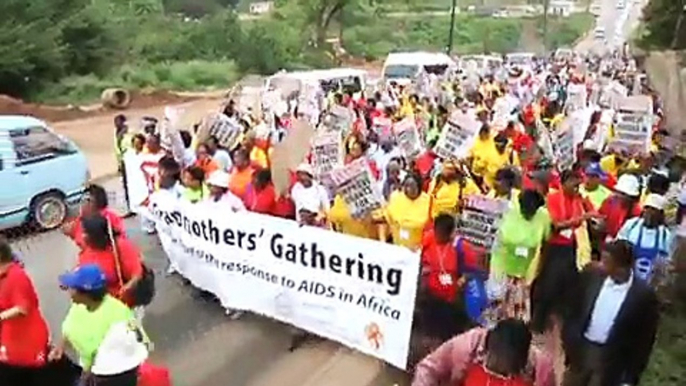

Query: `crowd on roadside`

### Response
(2, 50, 686, 386)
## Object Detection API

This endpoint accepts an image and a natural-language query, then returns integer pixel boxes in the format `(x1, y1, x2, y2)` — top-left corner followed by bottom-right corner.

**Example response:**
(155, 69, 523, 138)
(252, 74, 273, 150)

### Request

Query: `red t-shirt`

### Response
(462, 364, 532, 386)
(78, 237, 143, 307)
(547, 191, 594, 246)
(68, 208, 125, 249)
(0, 263, 49, 367)
(421, 231, 478, 303)
(599, 195, 642, 238)
(415, 151, 437, 178)
(245, 183, 277, 215)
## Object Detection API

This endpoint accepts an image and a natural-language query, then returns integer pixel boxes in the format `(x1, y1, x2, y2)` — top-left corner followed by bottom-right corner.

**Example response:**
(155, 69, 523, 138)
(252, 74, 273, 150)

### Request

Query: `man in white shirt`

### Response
(563, 240, 659, 386)
(291, 163, 330, 223)
(206, 137, 233, 171)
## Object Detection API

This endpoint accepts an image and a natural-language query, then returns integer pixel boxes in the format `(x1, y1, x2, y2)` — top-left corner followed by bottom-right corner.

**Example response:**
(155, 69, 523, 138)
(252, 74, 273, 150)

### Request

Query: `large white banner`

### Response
(148, 192, 419, 369)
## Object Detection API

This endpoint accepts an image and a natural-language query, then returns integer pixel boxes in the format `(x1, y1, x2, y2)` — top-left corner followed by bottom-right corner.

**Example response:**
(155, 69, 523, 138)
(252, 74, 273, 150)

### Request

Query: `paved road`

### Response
(8, 177, 401, 386)
(575, 0, 646, 53)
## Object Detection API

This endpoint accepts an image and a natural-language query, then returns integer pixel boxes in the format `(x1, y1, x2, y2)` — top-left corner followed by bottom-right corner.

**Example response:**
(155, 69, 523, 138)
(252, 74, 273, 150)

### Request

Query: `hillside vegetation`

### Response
(0, 0, 590, 104)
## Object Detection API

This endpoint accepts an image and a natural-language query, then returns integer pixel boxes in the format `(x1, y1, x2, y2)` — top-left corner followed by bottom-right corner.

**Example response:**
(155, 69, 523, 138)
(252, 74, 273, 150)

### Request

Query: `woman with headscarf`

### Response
(386, 174, 431, 250)
(290, 163, 330, 224)
(205, 170, 245, 212)
(428, 160, 481, 219)
(412, 319, 554, 386)
(617, 193, 674, 284)
(0, 237, 50, 386)
(487, 190, 551, 324)
(50, 264, 149, 386)
(77, 213, 143, 308)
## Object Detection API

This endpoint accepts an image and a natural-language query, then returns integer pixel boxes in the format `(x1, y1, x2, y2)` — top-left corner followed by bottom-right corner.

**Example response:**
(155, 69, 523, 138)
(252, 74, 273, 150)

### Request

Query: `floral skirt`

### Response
(483, 276, 531, 326)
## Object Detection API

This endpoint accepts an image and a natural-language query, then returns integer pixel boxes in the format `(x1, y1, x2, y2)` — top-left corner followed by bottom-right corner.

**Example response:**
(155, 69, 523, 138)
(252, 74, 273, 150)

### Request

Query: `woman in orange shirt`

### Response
(194, 143, 220, 177)
(229, 148, 256, 201)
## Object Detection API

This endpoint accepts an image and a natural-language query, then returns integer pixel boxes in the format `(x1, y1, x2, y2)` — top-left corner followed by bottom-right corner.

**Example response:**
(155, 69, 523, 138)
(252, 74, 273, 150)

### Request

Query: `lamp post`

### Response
(447, 0, 458, 54)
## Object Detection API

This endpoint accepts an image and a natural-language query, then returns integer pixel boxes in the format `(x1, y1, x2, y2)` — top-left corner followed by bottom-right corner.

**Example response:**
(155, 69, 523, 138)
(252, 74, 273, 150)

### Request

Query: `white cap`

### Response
(582, 139, 596, 151)
(295, 163, 314, 176)
(644, 193, 667, 211)
(614, 174, 641, 197)
(206, 170, 230, 188)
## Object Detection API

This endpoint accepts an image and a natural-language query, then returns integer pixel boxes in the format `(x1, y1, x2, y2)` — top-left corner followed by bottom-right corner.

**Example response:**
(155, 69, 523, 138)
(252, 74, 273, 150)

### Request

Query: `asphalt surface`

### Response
(8, 177, 302, 386)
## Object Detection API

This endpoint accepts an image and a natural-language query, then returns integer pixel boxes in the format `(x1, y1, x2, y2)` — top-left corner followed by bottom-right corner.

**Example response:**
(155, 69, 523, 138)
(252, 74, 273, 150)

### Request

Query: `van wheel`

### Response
(31, 193, 67, 230)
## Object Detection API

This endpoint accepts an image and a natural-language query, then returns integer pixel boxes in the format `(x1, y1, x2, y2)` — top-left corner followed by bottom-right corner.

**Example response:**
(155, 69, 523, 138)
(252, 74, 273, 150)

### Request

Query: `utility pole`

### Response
(542, 0, 550, 53)
(447, 0, 458, 54)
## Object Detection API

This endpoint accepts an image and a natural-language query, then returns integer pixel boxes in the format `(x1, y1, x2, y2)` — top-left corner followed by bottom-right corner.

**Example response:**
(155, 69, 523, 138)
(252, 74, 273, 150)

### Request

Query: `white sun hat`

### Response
(206, 170, 230, 188)
(614, 174, 641, 197)
(644, 193, 667, 211)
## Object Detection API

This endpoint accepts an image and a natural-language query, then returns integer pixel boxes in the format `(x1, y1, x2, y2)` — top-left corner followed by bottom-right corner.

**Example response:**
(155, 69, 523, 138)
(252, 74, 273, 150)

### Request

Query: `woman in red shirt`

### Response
(531, 170, 598, 333)
(78, 213, 143, 308)
(63, 184, 126, 250)
(245, 169, 277, 215)
(419, 214, 478, 345)
(0, 237, 50, 386)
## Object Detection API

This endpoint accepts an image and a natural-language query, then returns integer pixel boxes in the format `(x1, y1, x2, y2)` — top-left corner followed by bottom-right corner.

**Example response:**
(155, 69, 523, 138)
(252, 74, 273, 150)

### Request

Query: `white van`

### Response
(505, 52, 536, 70)
(382, 52, 457, 85)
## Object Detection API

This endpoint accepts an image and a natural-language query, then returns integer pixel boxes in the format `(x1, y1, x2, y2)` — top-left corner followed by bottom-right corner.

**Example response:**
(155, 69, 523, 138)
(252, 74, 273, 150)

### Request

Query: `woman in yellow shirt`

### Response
(385, 174, 431, 250)
(482, 133, 520, 189)
(469, 123, 494, 185)
(428, 160, 481, 218)
(329, 195, 378, 240)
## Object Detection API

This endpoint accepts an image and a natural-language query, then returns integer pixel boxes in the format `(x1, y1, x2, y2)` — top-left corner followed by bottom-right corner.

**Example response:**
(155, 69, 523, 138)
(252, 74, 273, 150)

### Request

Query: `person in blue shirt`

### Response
(617, 193, 674, 284)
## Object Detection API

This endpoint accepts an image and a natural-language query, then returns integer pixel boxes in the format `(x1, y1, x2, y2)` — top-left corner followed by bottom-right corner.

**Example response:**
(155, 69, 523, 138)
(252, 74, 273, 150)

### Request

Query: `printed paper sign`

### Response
(553, 119, 576, 171)
(311, 131, 343, 178)
(123, 152, 164, 213)
(607, 113, 652, 154)
(327, 105, 353, 133)
(393, 118, 422, 159)
(459, 195, 509, 250)
(565, 83, 587, 112)
(434, 111, 481, 160)
(329, 158, 385, 219)
(148, 193, 419, 369)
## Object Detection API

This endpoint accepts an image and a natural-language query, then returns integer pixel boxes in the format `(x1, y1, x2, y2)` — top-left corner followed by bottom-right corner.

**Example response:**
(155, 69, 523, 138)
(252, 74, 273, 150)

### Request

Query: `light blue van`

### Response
(0, 116, 89, 231)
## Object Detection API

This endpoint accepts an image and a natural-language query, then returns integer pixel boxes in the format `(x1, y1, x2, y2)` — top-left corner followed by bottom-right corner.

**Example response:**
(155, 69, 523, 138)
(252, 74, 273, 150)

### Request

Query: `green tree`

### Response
(640, 0, 686, 49)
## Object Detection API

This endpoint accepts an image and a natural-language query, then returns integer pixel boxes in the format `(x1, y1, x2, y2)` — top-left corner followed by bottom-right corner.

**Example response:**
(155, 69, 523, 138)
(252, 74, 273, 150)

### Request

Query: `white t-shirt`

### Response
(291, 182, 330, 221)
(91, 321, 148, 376)
(205, 191, 246, 212)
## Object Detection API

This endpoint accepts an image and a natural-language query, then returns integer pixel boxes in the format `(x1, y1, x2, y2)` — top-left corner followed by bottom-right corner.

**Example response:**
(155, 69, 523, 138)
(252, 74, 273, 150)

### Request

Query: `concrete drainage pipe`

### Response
(101, 88, 131, 109)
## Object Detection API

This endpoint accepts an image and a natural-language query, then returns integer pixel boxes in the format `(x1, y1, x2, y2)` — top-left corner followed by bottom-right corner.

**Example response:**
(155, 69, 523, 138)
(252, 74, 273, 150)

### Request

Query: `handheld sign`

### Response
(434, 111, 481, 160)
(607, 112, 652, 155)
(552, 119, 576, 171)
(329, 158, 385, 219)
(458, 195, 510, 251)
(392, 118, 423, 159)
(311, 131, 343, 178)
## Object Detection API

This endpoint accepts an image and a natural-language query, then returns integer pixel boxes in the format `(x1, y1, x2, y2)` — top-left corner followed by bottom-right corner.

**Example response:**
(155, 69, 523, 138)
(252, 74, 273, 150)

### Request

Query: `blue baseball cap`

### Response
(59, 264, 106, 291)
(585, 163, 607, 179)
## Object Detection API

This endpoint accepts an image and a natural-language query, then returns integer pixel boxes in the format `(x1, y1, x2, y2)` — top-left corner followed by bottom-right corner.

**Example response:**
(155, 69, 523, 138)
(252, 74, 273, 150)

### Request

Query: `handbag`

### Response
(138, 361, 172, 386)
(108, 220, 156, 307)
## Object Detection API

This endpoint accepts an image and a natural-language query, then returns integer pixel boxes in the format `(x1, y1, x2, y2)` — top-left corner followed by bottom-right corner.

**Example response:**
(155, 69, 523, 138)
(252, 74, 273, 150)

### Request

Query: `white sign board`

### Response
(311, 131, 343, 178)
(553, 119, 576, 171)
(148, 193, 419, 369)
(434, 111, 481, 160)
(123, 152, 164, 213)
(459, 195, 509, 251)
(607, 113, 652, 154)
(329, 158, 385, 219)
(393, 118, 422, 159)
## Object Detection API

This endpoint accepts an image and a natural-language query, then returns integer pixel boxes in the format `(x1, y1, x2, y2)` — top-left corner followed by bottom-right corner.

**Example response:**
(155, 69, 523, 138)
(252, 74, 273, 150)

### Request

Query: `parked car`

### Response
(0, 116, 89, 231)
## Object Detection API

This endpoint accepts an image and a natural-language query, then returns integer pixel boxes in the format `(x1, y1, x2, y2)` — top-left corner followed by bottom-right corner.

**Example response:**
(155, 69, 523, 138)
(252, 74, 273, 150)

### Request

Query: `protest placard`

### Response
(148, 193, 418, 369)
(123, 151, 165, 213)
(372, 116, 393, 137)
(329, 158, 385, 219)
(618, 95, 653, 115)
(393, 118, 422, 159)
(552, 119, 576, 171)
(565, 83, 587, 112)
(327, 105, 353, 133)
(600, 81, 628, 109)
(434, 111, 481, 160)
(607, 112, 651, 154)
(311, 131, 343, 178)
(271, 119, 314, 195)
(459, 195, 509, 250)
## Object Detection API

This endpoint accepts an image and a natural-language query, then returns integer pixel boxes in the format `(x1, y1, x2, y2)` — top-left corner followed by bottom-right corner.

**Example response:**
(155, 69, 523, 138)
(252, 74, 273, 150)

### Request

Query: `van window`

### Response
(340, 76, 362, 94)
(423, 64, 449, 76)
(9, 126, 76, 165)
(384, 64, 418, 79)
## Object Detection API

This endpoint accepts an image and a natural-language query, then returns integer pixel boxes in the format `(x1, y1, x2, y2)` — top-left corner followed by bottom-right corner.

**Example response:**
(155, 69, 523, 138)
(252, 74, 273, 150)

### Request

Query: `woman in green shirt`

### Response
(486, 190, 551, 325)
(49, 264, 147, 386)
